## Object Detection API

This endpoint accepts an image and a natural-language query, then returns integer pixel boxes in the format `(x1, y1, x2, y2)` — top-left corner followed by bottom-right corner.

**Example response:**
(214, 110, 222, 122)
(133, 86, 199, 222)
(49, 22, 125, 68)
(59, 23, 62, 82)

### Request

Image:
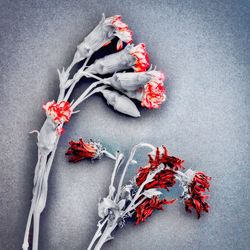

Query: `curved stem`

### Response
(75, 85, 108, 107)
(64, 56, 92, 101)
(93, 221, 117, 250)
(71, 82, 105, 110)
(58, 59, 78, 101)
(122, 165, 163, 216)
(22, 201, 34, 250)
(108, 153, 124, 199)
(32, 213, 41, 250)
(130, 196, 147, 210)
(103, 150, 117, 161)
(22, 153, 42, 250)
(31, 155, 48, 250)
(115, 143, 155, 202)
(84, 72, 104, 82)
(87, 217, 108, 250)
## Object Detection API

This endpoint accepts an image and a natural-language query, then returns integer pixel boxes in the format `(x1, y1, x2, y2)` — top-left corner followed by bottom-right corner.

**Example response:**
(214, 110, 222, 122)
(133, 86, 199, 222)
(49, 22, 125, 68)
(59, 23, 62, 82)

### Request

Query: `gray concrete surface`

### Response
(0, 0, 249, 249)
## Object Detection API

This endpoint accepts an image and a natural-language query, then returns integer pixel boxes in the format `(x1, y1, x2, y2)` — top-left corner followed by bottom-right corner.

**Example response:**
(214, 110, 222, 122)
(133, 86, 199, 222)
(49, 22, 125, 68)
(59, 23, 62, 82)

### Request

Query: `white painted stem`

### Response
(103, 150, 117, 161)
(115, 143, 155, 202)
(64, 56, 91, 101)
(57, 59, 78, 102)
(70, 81, 104, 110)
(93, 221, 117, 250)
(87, 217, 108, 250)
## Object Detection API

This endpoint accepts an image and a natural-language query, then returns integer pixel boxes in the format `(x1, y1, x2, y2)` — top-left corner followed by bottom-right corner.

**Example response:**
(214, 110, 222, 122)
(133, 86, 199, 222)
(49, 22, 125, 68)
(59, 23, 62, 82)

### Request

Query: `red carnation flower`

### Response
(130, 43, 150, 72)
(135, 196, 175, 224)
(141, 71, 166, 109)
(66, 139, 98, 162)
(43, 100, 72, 124)
(104, 15, 133, 50)
(184, 172, 211, 218)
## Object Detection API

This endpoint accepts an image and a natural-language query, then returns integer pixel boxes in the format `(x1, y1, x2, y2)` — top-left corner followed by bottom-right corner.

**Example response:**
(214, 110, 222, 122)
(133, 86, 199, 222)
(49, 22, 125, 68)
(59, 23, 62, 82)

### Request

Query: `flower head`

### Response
(135, 196, 175, 224)
(141, 71, 166, 109)
(106, 15, 133, 50)
(136, 146, 184, 189)
(76, 15, 133, 59)
(111, 71, 166, 109)
(129, 43, 150, 72)
(43, 101, 72, 134)
(86, 43, 149, 75)
(183, 171, 211, 218)
(65, 138, 104, 162)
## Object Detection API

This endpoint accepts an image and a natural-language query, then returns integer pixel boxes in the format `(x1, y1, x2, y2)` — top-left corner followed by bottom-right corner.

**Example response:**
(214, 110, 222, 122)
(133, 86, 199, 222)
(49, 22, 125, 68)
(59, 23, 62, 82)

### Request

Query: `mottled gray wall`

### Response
(0, 0, 249, 249)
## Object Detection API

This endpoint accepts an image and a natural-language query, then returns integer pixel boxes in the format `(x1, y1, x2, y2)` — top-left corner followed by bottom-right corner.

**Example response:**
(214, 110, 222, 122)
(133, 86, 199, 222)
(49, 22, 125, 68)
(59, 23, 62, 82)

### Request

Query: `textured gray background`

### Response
(0, 0, 250, 249)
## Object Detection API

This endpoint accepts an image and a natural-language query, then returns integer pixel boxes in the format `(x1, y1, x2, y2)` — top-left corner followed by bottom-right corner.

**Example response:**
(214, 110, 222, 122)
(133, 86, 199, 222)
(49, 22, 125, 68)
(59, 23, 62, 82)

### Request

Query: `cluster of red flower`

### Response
(104, 16, 166, 109)
(135, 146, 184, 224)
(135, 146, 211, 223)
(184, 171, 211, 218)
(135, 196, 175, 224)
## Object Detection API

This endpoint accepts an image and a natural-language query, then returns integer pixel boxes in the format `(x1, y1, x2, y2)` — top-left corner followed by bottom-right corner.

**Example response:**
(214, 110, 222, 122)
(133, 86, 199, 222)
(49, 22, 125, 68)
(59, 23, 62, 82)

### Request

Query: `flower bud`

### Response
(101, 89, 140, 117)
(66, 138, 105, 162)
(86, 43, 149, 75)
(74, 15, 133, 60)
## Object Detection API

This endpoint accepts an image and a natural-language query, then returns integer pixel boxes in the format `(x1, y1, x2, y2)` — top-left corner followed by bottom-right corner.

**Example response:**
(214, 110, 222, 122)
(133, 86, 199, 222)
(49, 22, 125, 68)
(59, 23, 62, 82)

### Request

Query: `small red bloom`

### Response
(135, 196, 175, 224)
(141, 71, 166, 109)
(130, 43, 150, 72)
(66, 139, 97, 162)
(106, 15, 133, 50)
(148, 146, 184, 170)
(184, 172, 211, 218)
(144, 169, 177, 190)
(43, 100, 72, 124)
(136, 146, 184, 190)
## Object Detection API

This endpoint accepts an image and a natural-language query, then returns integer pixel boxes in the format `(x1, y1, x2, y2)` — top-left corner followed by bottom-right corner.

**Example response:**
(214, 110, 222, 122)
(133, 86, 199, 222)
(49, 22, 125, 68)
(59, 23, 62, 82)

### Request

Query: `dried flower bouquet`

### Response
(23, 14, 167, 250)
(67, 140, 211, 250)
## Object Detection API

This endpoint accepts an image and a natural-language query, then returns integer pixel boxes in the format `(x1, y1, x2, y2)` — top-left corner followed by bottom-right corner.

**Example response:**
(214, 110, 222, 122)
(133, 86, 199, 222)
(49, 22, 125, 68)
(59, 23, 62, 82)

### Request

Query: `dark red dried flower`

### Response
(144, 169, 176, 190)
(148, 146, 184, 170)
(185, 172, 211, 218)
(136, 146, 184, 190)
(66, 139, 97, 162)
(135, 196, 175, 224)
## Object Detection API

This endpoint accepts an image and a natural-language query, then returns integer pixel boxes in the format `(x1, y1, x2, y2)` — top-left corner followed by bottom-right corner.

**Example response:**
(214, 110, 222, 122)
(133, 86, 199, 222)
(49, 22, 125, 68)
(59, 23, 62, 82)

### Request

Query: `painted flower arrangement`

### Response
(66, 140, 211, 250)
(23, 14, 167, 250)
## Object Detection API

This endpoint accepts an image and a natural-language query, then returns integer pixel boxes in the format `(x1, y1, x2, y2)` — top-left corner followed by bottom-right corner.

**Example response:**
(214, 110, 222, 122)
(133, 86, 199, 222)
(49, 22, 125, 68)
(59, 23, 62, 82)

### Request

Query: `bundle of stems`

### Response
(22, 14, 167, 250)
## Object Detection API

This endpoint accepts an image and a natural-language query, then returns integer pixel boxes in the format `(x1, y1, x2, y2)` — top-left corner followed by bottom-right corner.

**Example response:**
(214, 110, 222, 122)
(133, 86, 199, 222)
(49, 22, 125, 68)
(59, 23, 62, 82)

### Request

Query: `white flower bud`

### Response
(101, 89, 140, 117)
